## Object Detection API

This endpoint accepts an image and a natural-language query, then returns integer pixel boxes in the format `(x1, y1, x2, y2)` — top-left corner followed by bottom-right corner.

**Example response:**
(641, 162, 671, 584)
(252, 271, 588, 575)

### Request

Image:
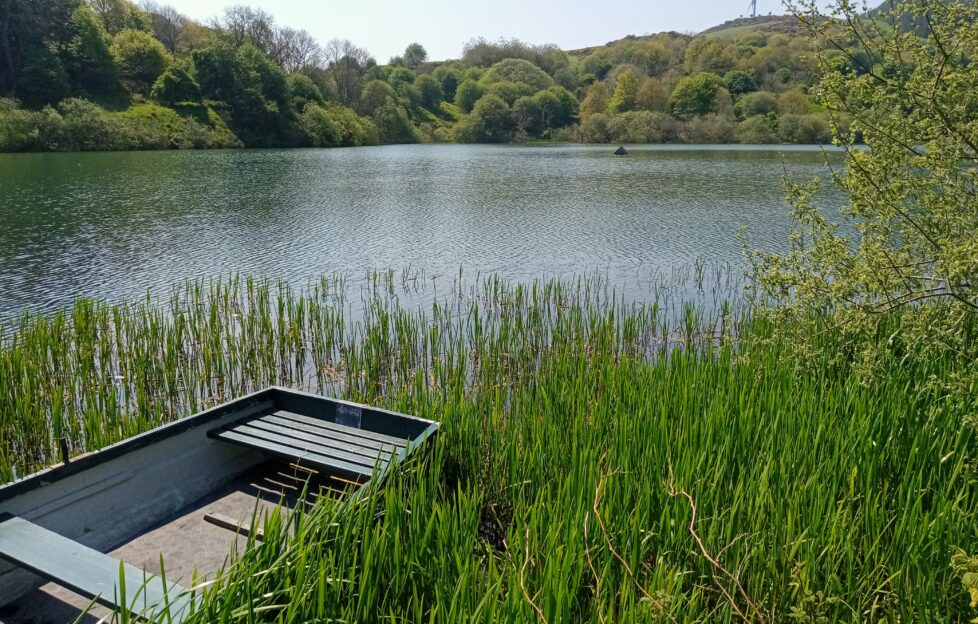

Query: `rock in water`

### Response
(613, 146, 628, 155)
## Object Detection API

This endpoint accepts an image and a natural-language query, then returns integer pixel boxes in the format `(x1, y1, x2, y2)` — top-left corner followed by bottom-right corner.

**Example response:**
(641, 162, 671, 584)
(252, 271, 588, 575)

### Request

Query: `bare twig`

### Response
(583, 512, 607, 624)
(592, 474, 677, 623)
(519, 525, 548, 624)
(666, 459, 766, 623)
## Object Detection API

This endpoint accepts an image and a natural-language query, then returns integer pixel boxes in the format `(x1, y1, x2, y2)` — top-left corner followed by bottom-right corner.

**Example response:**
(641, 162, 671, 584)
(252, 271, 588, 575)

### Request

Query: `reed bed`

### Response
(2, 271, 976, 621)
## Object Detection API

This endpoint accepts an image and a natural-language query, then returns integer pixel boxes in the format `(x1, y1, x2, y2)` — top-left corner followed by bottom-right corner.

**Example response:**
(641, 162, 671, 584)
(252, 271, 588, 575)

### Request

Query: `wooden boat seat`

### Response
(208, 408, 409, 480)
(0, 514, 194, 622)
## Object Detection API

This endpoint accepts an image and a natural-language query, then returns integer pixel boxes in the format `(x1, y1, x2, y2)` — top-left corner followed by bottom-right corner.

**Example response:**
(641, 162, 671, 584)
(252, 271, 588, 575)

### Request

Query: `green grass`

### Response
(2, 272, 976, 621)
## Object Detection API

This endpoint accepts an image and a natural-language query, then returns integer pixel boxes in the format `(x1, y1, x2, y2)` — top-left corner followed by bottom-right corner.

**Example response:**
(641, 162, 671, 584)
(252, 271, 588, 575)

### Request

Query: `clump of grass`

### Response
(4, 270, 977, 621)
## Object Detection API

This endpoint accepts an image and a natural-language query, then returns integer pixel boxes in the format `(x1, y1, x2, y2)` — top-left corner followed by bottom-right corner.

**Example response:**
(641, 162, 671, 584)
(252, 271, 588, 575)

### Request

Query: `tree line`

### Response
(0, 0, 869, 151)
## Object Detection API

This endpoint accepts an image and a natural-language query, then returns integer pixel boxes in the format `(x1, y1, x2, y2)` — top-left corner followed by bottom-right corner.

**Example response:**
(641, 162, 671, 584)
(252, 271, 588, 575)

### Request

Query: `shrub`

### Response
(151, 60, 201, 105)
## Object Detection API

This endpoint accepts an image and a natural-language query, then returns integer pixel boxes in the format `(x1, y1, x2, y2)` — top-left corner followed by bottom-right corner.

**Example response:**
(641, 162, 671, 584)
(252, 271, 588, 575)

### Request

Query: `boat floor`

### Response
(0, 460, 350, 624)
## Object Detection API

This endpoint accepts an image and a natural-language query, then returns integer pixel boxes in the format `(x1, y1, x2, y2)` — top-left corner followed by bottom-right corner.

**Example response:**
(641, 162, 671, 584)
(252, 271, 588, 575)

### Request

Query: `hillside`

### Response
(0, 1, 842, 151)
(699, 14, 812, 38)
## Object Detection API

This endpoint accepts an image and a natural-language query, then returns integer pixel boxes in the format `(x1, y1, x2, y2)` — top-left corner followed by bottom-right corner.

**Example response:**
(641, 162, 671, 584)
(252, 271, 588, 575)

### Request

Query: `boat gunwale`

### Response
(0, 386, 438, 503)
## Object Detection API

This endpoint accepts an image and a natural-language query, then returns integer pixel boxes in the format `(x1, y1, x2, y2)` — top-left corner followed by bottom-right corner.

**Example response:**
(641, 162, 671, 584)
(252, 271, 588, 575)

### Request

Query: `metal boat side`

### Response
(0, 389, 276, 607)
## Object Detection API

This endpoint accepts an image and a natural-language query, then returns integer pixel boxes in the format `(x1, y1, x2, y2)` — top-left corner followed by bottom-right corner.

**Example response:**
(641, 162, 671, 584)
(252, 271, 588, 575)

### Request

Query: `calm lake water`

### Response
(0, 144, 845, 318)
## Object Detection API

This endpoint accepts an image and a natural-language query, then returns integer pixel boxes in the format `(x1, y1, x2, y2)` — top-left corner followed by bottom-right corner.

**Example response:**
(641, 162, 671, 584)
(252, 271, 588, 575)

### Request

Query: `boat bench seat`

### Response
(208, 408, 409, 480)
(0, 514, 195, 622)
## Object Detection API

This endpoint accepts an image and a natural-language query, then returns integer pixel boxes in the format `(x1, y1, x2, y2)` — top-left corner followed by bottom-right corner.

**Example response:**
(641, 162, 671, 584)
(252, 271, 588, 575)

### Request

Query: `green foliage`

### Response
(608, 68, 639, 113)
(750, 0, 978, 400)
(670, 72, 724, 118)
(4, 273, 977, 620)
(454, 79, 483, 113)
(723, 69, 757, 95)
(481, 58, 554, 92)
(432, 62, 464, 100)
(456, 94, 512, 143)
(734, 114, 778, 143)
(299, 102, 377, 147)
(414, 74, 443, 110)
(0, 98, 39, 151)
(735, 90, 778, 117)
(110, 28, 169, 92)
(65, 5, 120, 100)
(359, 79, 395, 116)
(485, 80, 534, 106)
(402, 43, 428, 69)
(150, 60, 200, 105)
(776, 113, 829, 143)
(373, 98, 419, 144)
(286, 73, 324, 111)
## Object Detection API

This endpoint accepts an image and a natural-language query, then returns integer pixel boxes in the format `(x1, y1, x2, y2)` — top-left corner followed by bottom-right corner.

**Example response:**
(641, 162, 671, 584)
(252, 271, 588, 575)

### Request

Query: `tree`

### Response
(359, 79, 394, 116)
(512, 95, 540, 135)
(0, 0, 77, 101)
(544, 85, 578, 126)
(636, 78, 670, 112)
(481, 58, 553, 92)
(270, 27, 322, 73)
(723, 70, 757, 95)
(581, 81, 609, 117)
(218, 5, 275, 51)
(373, 97, 418, 143)
(750, 0, 978, 392)
(111, 28, 169, 92)
(287, 72, 323, 110)
(140, 1, 185, 53)
(735, 91, 777, 117)
(776, 88, 809, 114)
(402, 43, 427, 69)
(433, 63, 463, 101)
(608, 68, 638, 113)
(415, 74, 442, 110)
(323, 39, 373, 106)
(150, 58, 200, 104)
(485, 80, 533, 106)
(454, 79, 483, 113)
(88, 0, 150, 35)
(670, 72, 724, 119)
(65, 4, 120, 99)
(456, 94, 511, 143)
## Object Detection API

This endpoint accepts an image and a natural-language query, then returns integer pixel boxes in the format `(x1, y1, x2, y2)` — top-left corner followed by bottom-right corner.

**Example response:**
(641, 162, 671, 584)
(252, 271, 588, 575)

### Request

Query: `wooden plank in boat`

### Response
(210, 428, 378, 478)
(258, 413, 402, 453)
(242, 419, 395, 464)
(0, 514, 195, 622)
(268, 410, 410, 448)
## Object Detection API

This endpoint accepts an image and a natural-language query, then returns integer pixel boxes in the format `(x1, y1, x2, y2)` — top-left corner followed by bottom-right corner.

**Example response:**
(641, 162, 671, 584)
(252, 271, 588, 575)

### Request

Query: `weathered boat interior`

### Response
(0, 387, 438, 623)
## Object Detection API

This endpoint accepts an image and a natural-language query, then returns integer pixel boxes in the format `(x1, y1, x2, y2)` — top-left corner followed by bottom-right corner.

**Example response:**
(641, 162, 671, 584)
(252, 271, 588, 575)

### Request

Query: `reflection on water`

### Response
(0, 144, 845, 318)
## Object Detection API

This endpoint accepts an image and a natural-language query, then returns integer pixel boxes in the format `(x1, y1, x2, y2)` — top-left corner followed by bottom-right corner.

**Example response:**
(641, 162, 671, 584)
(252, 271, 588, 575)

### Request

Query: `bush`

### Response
(606, 110, 667, 143)
(777, 114, 831, 143)
(735, 115, 778, 143)
(111, 29, 170, 93)
(287, 74, 324, 111)
(0, 99, 39, 151)
(735, 91, 778, 118)
(455, 94, 512, 143)
(485, 81, 534, 106)
(481, 59, 554, 91)
(300, 103, 377, 147)
(454, 79, 484, 113)
(151, 60, 201, 105)
(576, 113, 611, 143)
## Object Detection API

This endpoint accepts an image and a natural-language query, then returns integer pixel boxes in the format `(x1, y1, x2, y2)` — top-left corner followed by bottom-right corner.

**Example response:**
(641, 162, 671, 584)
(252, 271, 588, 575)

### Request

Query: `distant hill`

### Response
(698, 15, 811, 39)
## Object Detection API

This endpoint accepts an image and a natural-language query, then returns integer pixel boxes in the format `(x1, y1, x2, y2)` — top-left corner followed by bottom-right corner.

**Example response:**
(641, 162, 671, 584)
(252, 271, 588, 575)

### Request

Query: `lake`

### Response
(0, 144, 845, 319)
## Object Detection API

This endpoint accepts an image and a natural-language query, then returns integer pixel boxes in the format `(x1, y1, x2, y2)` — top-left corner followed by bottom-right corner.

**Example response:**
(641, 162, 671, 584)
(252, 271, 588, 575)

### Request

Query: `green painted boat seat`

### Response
(208, 408, 410, 480)
(0, 514, 195, 622)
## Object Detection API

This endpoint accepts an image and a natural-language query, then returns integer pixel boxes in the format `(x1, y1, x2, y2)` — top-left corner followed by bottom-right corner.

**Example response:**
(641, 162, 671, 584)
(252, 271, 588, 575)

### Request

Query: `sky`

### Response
(160, 0, 792, 63)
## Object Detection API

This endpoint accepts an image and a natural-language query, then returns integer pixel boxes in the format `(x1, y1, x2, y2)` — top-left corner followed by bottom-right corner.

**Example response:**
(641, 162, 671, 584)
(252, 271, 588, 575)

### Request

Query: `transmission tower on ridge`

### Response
(747, 0, 757, 16)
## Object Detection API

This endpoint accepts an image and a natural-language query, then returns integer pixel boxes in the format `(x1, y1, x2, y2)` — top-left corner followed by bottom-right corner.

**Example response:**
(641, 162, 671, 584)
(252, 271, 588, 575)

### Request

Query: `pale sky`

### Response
(161, 0, 791, 63)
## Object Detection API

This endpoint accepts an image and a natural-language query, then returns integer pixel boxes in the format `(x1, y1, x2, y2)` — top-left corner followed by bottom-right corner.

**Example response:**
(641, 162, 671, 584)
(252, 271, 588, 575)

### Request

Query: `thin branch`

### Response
(666, 459, 766, 623)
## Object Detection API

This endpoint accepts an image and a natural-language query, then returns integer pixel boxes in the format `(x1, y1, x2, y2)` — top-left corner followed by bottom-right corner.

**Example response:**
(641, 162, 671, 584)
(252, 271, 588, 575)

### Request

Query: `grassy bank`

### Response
(1, 274, 976, 621)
